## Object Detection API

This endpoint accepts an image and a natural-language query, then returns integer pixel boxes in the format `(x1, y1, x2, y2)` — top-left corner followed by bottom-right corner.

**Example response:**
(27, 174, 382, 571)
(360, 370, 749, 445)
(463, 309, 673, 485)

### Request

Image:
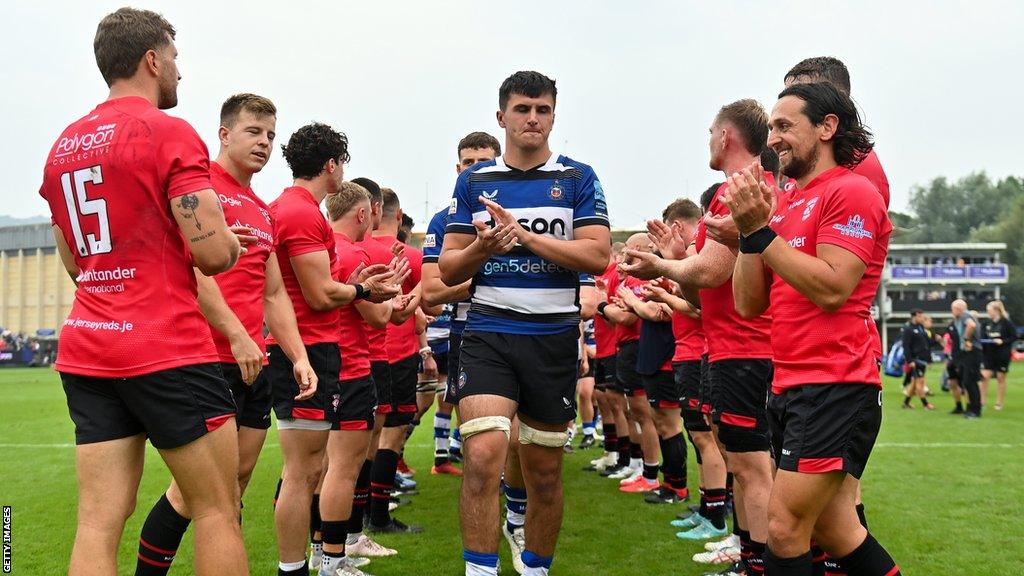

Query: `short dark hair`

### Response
(325, 181, 370, 221)
(784, 56, 851, 94)
(662, 198, 703, 224)
(94, 8, 176, 87)
(220, 93, 276, 128)
(910, 308, 924, 317)
(778, 82, 873, 168)
(700, 183, 723, 213)
(350, 177, 381, 203)
(458, 132, 502, 157)
(380, 187, 400, 219)
(760, 148, 780, 181)
(499, 71, 557, 111)
(716, 99, 769, 156)
(280, 123, 350, 180)
(402, 214, 414, 229)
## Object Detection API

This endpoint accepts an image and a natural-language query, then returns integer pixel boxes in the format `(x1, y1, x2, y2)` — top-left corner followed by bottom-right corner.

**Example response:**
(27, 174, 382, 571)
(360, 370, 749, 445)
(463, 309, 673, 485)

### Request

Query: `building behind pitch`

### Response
(0, 223, 75, 338)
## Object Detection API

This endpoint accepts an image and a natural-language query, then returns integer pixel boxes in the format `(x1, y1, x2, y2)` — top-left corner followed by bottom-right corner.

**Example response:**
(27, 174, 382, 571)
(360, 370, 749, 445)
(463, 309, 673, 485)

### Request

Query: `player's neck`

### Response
(214, 154, 253, 187)
(106, 80, 158, 107)
(503, 145, 552, 171)
(330, 219, 361, 241)
(292, 178, 329, 203)
(371, 224, 399, 238)
(794, 148, 838, 188)
(720, 152, 759, 179)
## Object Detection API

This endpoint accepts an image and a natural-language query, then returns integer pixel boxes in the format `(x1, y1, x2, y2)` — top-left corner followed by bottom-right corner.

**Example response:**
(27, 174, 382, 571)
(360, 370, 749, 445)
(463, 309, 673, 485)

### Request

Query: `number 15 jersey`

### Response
(38, 96, 218, 378)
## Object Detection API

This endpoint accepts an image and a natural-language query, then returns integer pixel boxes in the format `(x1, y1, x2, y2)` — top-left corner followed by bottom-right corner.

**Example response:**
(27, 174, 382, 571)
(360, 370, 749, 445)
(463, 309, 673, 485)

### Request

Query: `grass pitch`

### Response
(1, 366, 1022, 574)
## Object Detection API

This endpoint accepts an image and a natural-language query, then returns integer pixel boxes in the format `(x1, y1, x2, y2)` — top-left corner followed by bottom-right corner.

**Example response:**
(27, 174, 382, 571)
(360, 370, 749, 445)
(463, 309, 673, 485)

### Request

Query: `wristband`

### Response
(597, 302, 609, 318)
(739, 226, 778, 254)
(352, 283, 368, 300)
(419, 346, 433, 356)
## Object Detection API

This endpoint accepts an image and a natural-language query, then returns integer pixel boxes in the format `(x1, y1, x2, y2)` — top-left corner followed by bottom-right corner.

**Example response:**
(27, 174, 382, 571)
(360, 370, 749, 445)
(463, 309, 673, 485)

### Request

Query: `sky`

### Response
(5, 0, 1023, 229)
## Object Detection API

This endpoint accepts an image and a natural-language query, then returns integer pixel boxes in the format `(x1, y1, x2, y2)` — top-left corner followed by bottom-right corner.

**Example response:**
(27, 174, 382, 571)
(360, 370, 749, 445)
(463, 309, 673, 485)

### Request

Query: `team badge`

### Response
(832, 215, 874, 239)
(449, 198, 458, 214)
(331, 394, 341, 412)
(423, 233, 436, 248)
(458, 371, 468, 389)
(801, 197, 819, 221)
(549, 184, 564, 200)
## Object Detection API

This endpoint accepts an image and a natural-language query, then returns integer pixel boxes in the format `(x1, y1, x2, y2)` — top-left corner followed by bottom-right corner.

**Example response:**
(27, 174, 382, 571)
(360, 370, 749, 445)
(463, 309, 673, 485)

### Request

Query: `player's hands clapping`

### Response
(291, 356, 318, 401)
(618, 249, 666, 280)
(721, 161, 775, 236)
(647, 220, 688, 260)
(703, 214, 740, 249)
(472, 197, 519, 255)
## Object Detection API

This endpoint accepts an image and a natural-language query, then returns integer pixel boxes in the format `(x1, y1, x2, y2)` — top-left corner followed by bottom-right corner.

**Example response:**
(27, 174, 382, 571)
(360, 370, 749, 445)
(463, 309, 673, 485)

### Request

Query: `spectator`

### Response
(980, 300, 1015, 411)
(950, 300, 983, 418)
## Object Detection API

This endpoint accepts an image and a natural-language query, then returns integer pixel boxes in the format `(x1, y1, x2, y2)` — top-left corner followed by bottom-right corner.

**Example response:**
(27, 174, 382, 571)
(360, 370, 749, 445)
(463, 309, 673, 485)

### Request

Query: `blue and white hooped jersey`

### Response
(445, 153, 610, 335)
(422, 207, 470, 335)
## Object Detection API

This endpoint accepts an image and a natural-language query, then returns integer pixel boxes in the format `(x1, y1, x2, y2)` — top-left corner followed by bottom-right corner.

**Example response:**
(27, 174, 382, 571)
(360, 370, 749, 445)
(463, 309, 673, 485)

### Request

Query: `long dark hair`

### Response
(778, 82, 873, 168)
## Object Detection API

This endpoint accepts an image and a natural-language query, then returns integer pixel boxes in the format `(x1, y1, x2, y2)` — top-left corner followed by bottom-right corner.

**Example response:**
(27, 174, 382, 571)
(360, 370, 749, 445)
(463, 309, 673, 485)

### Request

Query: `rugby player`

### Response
(980, 300, 1014, 410)
(621, 100, 777, 575)
(900, 310, 933, 409)
(133, 94, 317, 575)
(439, 71, 610, 576)
(268, 123, 405, 576)
(423, 132, 503, 475)
(725, 81, 900, 576)
(366, 187, 426, 533)
(41, 8, 249, 574)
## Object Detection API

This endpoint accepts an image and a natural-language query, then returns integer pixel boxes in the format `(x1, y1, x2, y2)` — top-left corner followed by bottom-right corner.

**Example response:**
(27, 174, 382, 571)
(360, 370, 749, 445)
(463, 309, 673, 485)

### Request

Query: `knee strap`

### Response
(460, 416, 511, 440)
(518, 420, 570, 448)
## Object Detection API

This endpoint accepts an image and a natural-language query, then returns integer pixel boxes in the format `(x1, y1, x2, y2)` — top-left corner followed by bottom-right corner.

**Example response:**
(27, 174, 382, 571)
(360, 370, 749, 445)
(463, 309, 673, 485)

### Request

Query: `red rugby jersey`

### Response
(375, 236, 422, 363)
(334, 232, 372, 380)
(695, 183, 773, 361)
(209, 162, 274, 364)
(610, 273, 642, 346)
(671, 310, 705, 362)
(767, 166, 892, 392)
(356, 236, 394, 362)
(852, 150, 890, 209)
(594, 263, 618, 358)
(267, 186, 339, 346)
(39, 96, 218, 377)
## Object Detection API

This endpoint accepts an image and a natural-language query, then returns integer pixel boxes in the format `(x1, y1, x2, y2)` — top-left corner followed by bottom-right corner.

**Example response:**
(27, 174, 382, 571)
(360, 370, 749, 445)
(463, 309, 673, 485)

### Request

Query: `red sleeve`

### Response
(404, 245, 423, 293)
(815, 178, 889, 264)
(153, 116, 212, 200)
(277, 203, 330, 258)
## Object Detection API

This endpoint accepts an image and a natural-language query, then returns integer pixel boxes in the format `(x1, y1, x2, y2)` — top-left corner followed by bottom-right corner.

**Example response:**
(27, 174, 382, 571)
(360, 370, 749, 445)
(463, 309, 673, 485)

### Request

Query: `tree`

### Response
(972, 192, 1024, 320)
(899, 172, 1024, 244)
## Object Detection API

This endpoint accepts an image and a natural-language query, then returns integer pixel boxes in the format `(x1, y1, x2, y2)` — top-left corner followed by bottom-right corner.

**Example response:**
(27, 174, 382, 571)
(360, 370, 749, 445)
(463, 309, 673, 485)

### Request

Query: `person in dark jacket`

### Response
(980, 300, 1016, 410)
(901, 309, 933, 409)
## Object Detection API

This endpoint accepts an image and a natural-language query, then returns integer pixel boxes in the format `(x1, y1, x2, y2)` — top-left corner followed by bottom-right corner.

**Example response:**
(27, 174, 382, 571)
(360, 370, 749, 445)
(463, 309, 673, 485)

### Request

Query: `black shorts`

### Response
(371, 360, 392, 415)
(616, 340, 644, 397)
(907, 360, 927, 379)
(62, 363, 235, 450)
(333, 375, 376, 431)
(444, 332, 463, 403)
(945, 360, 961, 382)
(455, 329, 578, 425)
(385, 353, 418, 427)
(222, 363, 272, 430)
(698, 354, 712, 416)
(709, 359, 773, 452)
(768, 384, 882, 480)
(982, 350, 1011, 373)
(643, 370, 681, 409)
(582, 357, 596, 379)
(595, 355, 618, 392)
(267, 343, 341, 422)
(674, 360, 709, 432)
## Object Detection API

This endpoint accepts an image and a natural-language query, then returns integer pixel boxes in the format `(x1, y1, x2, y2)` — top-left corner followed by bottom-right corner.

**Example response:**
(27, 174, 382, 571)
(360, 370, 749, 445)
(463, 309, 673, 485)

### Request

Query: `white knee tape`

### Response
(518, 420, 570, 448)
(460, 416, 511, 440)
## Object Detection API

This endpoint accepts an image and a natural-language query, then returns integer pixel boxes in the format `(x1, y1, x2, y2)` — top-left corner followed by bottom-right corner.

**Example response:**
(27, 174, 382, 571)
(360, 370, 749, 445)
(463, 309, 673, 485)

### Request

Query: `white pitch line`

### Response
(874, 442, 1021, 449)
(0, 441, 438, 449)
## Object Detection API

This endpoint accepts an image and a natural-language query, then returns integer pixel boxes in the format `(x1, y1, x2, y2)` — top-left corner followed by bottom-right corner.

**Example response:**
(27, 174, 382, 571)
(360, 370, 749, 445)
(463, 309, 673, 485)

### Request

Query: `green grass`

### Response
(1, 366, 1023, 574)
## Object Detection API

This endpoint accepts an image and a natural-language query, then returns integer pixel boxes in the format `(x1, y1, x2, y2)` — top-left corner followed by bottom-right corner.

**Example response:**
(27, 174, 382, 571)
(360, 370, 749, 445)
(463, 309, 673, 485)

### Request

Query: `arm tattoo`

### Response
(178, 193, 202, 230)
(190, 230, 216, 243)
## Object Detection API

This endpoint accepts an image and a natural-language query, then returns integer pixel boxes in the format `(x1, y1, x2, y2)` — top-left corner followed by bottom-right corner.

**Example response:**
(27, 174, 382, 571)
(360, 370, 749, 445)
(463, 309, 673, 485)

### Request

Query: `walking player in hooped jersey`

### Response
(439, 71, 610, 576)
(39, 8, 249, 575)
(133, 94, 317, 576)
(725, 82, 900, 575)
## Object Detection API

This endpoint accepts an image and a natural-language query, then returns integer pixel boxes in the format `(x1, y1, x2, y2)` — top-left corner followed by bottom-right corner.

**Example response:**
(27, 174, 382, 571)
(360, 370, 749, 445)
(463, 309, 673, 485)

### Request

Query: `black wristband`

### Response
(597, 302, 609, 318)
(739, 226, 778, 254)
(352, 283, 368, 300)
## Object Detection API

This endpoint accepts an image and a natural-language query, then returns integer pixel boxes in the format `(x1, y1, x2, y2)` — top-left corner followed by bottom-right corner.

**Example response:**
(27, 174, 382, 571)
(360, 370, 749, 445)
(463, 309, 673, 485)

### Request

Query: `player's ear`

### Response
(142, 49, 160, 77)
(496, 109, 506, 129)
(218, 125, 230, 147)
